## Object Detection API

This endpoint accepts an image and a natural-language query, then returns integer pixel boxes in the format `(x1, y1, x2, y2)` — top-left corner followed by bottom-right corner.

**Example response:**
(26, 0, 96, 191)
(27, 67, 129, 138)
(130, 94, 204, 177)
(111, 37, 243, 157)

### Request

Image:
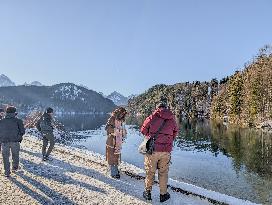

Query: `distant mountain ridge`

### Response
(0, 83, 116, 114)
(23, 81, 44, 86)
(0, 74, 16, 87)
(0, 74, 45, 87)
(0, 74, 132, 107)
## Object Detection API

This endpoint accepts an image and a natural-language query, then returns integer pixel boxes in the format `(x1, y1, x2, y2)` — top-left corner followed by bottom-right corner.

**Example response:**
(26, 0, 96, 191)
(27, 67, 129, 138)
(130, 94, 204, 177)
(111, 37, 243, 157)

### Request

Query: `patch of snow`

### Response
(53, 85, 85, 101)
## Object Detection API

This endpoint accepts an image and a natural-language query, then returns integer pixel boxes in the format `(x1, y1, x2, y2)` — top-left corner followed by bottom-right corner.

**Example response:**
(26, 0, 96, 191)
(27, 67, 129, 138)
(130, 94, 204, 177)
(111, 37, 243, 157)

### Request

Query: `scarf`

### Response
(114, 119, 126, 154)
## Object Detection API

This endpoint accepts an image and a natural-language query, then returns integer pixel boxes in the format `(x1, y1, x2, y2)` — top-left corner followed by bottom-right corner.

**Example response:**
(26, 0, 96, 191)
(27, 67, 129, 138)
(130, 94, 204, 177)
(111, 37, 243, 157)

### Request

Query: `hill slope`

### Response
(0, 83, 116, 114)
(211, 46, 272, 126)
(128, 46, 272, 127)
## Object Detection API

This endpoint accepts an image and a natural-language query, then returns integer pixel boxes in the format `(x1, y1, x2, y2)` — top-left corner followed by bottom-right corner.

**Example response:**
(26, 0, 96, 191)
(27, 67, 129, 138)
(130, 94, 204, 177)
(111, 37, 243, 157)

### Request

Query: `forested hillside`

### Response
(128, 46, 272, 127)
(212, 46, 272, 126)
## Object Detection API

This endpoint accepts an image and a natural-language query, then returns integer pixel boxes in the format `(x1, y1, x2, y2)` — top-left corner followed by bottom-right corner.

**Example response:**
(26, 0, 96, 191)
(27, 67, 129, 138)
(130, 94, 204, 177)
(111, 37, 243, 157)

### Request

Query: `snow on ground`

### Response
(17, 127, 261, 205)
(0, 135, 214, 205)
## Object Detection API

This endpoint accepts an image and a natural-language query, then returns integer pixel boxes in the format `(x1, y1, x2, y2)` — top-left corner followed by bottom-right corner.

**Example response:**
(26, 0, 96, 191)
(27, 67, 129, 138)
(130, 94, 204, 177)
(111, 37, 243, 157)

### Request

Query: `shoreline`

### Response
(1, 135, 259, 205)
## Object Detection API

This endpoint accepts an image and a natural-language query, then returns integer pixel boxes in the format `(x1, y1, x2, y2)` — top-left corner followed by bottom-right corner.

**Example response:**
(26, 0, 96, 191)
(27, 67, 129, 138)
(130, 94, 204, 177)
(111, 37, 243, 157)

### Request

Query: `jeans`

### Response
(110, 165, 119, 177)
(1, 142, 20, 175)
(42, 132, 55, 157)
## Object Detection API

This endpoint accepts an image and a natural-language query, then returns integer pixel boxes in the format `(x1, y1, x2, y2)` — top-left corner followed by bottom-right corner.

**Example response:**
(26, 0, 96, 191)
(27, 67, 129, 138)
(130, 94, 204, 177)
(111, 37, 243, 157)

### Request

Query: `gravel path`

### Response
(0, 136, 213, 205)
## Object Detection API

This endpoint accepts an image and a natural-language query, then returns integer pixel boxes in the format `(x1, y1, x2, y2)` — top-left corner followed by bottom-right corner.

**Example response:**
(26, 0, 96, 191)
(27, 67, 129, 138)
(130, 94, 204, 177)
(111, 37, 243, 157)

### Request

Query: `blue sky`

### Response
(0, 0, 272, 96)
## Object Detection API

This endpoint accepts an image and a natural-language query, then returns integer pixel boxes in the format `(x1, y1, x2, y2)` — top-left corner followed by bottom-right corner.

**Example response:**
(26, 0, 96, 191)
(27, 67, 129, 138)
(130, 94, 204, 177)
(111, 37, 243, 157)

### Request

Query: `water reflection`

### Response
(125, 117, 272, 204)
(57, 115, 272, 181)
(176, 119, 272, 180)
(56, 114, 108, 131)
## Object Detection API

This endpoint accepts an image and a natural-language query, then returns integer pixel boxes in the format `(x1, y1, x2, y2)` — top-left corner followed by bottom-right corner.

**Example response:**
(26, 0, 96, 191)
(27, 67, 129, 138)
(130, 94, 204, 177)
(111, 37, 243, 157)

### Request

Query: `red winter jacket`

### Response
(140, 108, 179, 152)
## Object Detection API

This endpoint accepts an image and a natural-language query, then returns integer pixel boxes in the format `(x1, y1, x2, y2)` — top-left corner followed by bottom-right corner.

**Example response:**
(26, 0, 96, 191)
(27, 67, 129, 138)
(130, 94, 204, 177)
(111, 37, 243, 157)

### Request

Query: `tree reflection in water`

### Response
(176, 119, 272, 179)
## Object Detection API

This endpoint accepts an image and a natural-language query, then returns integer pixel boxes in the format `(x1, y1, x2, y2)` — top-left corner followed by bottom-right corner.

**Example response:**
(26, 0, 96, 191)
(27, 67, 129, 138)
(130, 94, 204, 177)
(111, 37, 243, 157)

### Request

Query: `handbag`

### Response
(138, 119, 167, 155)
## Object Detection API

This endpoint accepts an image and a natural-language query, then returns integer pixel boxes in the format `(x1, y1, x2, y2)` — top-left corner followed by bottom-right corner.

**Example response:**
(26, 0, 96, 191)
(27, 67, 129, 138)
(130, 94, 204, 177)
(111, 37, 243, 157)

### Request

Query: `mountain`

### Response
(0, 83, 116, 114)
(30, 81, 43, 86)
(0, 74, 16, 87)
(78, 84, 89, 90)
(98, 92, 107, 98)
(0, 74, 43, 87)
(23, 81, 44, 86)
(128, 45, 272, 127)
(128, 94, 138, 100)
(107, 91, 128, 106)
(127, 82, 212, 121)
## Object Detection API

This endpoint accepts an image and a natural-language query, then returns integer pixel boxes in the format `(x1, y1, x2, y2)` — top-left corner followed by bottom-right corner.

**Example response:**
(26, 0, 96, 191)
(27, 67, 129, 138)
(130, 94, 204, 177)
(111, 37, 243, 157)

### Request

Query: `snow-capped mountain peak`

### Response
(107, 91, 128, 106)
(0, 74, 16, 87)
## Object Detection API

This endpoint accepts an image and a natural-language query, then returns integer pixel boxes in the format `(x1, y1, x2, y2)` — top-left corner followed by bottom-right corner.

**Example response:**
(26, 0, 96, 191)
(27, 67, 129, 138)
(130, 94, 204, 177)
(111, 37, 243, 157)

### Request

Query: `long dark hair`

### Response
(112, 107, 127, 121)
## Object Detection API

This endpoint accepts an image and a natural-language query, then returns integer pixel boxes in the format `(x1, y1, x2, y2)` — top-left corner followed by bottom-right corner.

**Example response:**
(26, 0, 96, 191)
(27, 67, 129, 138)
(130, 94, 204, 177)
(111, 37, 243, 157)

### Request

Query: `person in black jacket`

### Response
(0, 106, 25, 177)
(36, 107, 55, 161)
(0, 108, 5, 152)
(0, 108, 4, 120)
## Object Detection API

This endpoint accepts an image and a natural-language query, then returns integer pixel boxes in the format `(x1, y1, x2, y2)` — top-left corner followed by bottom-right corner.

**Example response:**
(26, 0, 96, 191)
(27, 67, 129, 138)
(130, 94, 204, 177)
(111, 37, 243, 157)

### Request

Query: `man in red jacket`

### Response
(141, 101, 178, 202)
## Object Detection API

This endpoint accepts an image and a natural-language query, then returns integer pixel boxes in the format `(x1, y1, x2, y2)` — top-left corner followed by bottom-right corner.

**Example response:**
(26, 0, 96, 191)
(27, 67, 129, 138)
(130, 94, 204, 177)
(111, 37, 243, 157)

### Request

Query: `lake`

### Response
(56, 115, 272, 204)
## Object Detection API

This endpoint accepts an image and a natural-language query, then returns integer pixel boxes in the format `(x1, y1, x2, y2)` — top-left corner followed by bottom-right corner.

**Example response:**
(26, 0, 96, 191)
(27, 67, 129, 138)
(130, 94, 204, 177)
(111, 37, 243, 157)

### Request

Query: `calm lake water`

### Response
(56, 115, 272, 204)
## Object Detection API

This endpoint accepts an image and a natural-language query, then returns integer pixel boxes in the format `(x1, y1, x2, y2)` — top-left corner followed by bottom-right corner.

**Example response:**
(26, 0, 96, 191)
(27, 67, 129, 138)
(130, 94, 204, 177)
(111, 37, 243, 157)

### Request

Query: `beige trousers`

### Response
(144, 152, 171, 195)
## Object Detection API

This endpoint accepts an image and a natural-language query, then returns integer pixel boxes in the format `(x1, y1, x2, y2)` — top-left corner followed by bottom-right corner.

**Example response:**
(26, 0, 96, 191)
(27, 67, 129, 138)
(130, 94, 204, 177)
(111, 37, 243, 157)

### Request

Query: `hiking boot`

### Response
(46, 156, 53, 161)
(111, 174, 120, 179)
(12, 166, 24, 174)
(12, 167, 19, 173)
(115, 170, 120, 179)
(4, 173, 10, 177)
(143, 190, 152, 201)
(160, 192, 170, 203)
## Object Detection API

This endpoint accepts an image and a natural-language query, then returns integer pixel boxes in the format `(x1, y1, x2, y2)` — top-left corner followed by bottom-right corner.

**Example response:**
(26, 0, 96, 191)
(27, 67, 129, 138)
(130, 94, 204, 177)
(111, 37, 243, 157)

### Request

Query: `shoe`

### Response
(12, 167, 19, 173)
(111, 174, 120, 179)
(46, 156, 53, 161)
(42, 155, 48, 161)
(160, 192, 170, 203)
(143, 190, 152, 201)
(4, 173, 10, 177)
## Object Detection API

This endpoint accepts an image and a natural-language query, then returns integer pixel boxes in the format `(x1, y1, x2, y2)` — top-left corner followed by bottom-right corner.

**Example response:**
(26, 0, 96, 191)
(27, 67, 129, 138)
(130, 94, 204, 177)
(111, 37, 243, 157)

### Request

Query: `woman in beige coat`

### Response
(105, 107, 127, 179)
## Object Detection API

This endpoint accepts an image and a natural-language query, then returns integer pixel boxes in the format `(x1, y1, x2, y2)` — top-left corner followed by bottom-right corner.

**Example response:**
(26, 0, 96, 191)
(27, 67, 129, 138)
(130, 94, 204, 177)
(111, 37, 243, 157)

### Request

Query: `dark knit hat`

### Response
(156, 102, 168, 109)
(6, 106, 17, 113)
(0, 108, 4, 113)
(46, 107, 54, 114)
(156, 97, 168, 109)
